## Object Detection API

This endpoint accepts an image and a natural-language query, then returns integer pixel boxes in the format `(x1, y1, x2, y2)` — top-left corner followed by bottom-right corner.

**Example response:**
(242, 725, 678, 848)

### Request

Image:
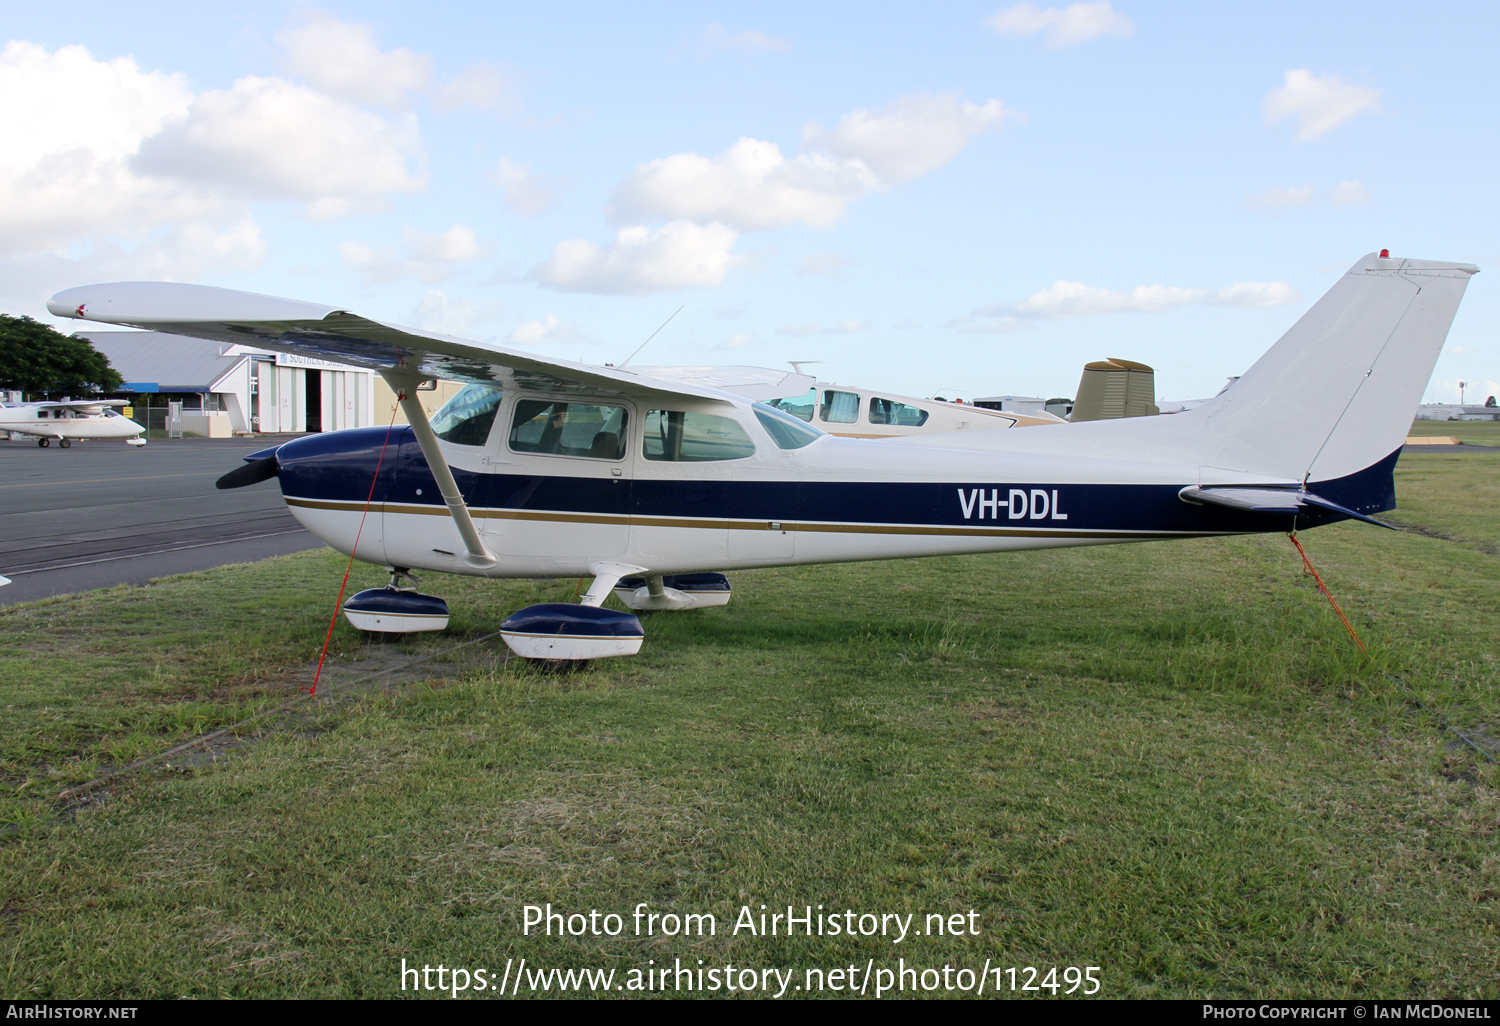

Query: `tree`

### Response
(0, 315, 123, 397)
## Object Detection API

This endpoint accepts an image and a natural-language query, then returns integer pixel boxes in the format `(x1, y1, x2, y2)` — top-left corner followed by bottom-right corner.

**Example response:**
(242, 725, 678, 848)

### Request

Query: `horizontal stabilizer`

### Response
(1179, 486, 1395, 529)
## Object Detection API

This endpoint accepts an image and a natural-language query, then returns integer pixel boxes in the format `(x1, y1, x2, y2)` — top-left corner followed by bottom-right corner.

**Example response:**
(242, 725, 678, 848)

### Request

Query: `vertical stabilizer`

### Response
(1194, 253, 1477, 483)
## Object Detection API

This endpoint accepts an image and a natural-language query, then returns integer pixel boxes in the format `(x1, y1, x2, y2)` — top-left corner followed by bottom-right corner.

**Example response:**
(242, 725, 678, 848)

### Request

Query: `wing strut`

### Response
(386, 373, 498, 569)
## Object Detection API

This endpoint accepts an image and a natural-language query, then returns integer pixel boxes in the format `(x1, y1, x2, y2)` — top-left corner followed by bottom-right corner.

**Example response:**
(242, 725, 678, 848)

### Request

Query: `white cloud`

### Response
(1329, 179, 1370, 206)
(434, 62, 517, 115)
(985, 2, 1135, 47)
(797, 253, 857, 278)
(776, 320, 873, 337)
(409, 224, 484, 263)
(1248, 180, 1371, 214)
(0, 40, 295, 315)
(0, 41, 213, 255)
(610, 92, 1017, 235)
(715, 332, 757, 350)
(135, 75, 426, 219)
(611, 138, 871, 231)
(534, 221, 739, 294)
(697, 24, 792, 58)
(803, 93, 1021, 184)
(0, 220, 267, 321)
(277, 13, 515, 117)
(1206, 282, 1302, 308)
(276, 11, 431, 108)
(490, 157, 564, 217)
(1263, 70, 1380, 143)
(504, 315, 586, 346)
(412, 290, 505, 338)
(1247, 184, 1315, 213)
(556, 90, 1015, 295)
(343, 225, 486, 284)
(974, 279, 1302, 321)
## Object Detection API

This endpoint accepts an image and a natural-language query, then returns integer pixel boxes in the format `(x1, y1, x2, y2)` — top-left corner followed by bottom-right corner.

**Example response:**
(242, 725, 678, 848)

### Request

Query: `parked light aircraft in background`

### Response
(763, 383, 1062, 437)
(0, 400, 146, 448)
(47, 252, 1475, 662)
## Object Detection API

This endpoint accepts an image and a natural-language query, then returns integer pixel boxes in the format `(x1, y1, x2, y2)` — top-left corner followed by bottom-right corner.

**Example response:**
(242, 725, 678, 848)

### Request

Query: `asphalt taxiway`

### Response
(0, 436, 324, 607)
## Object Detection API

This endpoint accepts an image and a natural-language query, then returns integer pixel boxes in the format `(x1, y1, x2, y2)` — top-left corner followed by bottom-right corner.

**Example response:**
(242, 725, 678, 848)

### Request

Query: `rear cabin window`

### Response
(509, 400, 629, 459)
(431, 384, 504, 446)
(868, 397, 930, 427)
(643, 410, 756, 462)
(819, 390, 860, 424)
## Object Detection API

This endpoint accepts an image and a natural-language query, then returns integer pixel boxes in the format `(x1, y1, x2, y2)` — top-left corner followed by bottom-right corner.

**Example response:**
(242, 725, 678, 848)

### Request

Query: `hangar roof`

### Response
(74, 331, 249, 393)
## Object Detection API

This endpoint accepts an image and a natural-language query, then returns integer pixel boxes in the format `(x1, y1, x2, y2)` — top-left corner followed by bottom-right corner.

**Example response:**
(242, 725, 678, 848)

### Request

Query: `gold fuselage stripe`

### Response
(284, 496, 1215, 541)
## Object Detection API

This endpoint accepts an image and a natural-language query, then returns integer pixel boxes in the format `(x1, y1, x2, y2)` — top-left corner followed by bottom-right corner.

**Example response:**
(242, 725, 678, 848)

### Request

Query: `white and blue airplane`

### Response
(0, 399, 146, 447)
(46, 252, 1476, 662)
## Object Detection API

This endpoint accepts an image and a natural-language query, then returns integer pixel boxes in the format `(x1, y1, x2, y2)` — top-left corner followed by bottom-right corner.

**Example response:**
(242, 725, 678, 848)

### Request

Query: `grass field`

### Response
(1407, 418, 1500, 447)
(0, 450, 1496, 999)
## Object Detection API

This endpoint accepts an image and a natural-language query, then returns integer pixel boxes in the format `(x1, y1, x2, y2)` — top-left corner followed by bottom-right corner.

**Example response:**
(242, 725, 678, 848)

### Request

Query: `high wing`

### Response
(47, 281, 748, 404)
(24, 400, 128, 412)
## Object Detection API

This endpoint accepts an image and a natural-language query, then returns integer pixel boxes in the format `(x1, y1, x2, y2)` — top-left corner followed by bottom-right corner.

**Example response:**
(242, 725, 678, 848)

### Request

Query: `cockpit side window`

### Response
(509, 400, 629, 459)
(643, 410, 756, 461)
(431, 384, 504, 446)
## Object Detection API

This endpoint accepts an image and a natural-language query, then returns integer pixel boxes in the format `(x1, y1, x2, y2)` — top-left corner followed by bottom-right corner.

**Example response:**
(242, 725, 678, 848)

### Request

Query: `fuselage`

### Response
(267, 391, 1386, 579)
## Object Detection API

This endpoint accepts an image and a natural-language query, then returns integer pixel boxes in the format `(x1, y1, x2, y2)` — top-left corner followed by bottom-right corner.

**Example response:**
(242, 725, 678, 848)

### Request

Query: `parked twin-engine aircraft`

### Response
(47, 252, 1476, 662)
(0, 399, 146, 447)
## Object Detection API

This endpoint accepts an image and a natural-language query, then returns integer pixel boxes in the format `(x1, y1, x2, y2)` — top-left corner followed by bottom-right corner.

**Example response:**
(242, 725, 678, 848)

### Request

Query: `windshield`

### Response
(431, 384, 503, 446)
(753, 403, 825, 450)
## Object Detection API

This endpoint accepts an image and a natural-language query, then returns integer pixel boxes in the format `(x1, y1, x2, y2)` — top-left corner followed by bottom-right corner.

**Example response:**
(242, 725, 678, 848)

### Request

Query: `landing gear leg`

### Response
(387, 567, 421, 592)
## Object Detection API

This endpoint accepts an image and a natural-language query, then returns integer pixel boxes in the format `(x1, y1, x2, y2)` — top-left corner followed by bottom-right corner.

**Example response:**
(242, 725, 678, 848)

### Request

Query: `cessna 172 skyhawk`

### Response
(47, 252, 1475, 662)
(0, 399, 146, 447)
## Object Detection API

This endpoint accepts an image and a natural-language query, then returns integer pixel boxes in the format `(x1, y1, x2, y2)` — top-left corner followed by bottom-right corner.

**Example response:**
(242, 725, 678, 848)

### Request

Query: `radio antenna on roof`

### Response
(620, 306, 684, 369)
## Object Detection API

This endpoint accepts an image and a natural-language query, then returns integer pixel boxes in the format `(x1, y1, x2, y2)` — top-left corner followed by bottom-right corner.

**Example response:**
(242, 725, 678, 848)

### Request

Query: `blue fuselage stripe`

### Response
(272, 428, 1402, 536)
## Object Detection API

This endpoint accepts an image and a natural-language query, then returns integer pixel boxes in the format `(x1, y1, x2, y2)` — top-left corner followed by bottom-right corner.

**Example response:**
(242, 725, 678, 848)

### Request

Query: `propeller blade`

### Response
(216, 455, 278, 490)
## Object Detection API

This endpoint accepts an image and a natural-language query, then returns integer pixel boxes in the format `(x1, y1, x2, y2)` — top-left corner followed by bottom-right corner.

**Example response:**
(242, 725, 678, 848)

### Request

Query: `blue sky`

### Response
(3, 1, 1496, 403)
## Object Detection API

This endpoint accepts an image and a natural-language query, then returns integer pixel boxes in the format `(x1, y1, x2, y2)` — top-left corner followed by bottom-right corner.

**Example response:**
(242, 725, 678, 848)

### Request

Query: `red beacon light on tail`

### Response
(1380, 249, 1390, 258)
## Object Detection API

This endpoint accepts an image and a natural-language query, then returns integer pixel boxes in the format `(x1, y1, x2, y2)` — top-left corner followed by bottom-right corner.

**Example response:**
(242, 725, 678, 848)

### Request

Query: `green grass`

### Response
(1408, 418, 1500, 447)
(0, 455, 1496, 999)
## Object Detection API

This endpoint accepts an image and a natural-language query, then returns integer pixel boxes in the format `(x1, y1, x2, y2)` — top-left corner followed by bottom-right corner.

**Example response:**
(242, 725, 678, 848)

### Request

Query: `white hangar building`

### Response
(78, 331, 460, 435)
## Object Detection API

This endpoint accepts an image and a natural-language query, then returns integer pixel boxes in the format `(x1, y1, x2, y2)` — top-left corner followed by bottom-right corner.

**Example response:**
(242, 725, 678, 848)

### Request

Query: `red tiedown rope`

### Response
(305, 397, 404, 696)
(1288, 531, 1368, 655)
